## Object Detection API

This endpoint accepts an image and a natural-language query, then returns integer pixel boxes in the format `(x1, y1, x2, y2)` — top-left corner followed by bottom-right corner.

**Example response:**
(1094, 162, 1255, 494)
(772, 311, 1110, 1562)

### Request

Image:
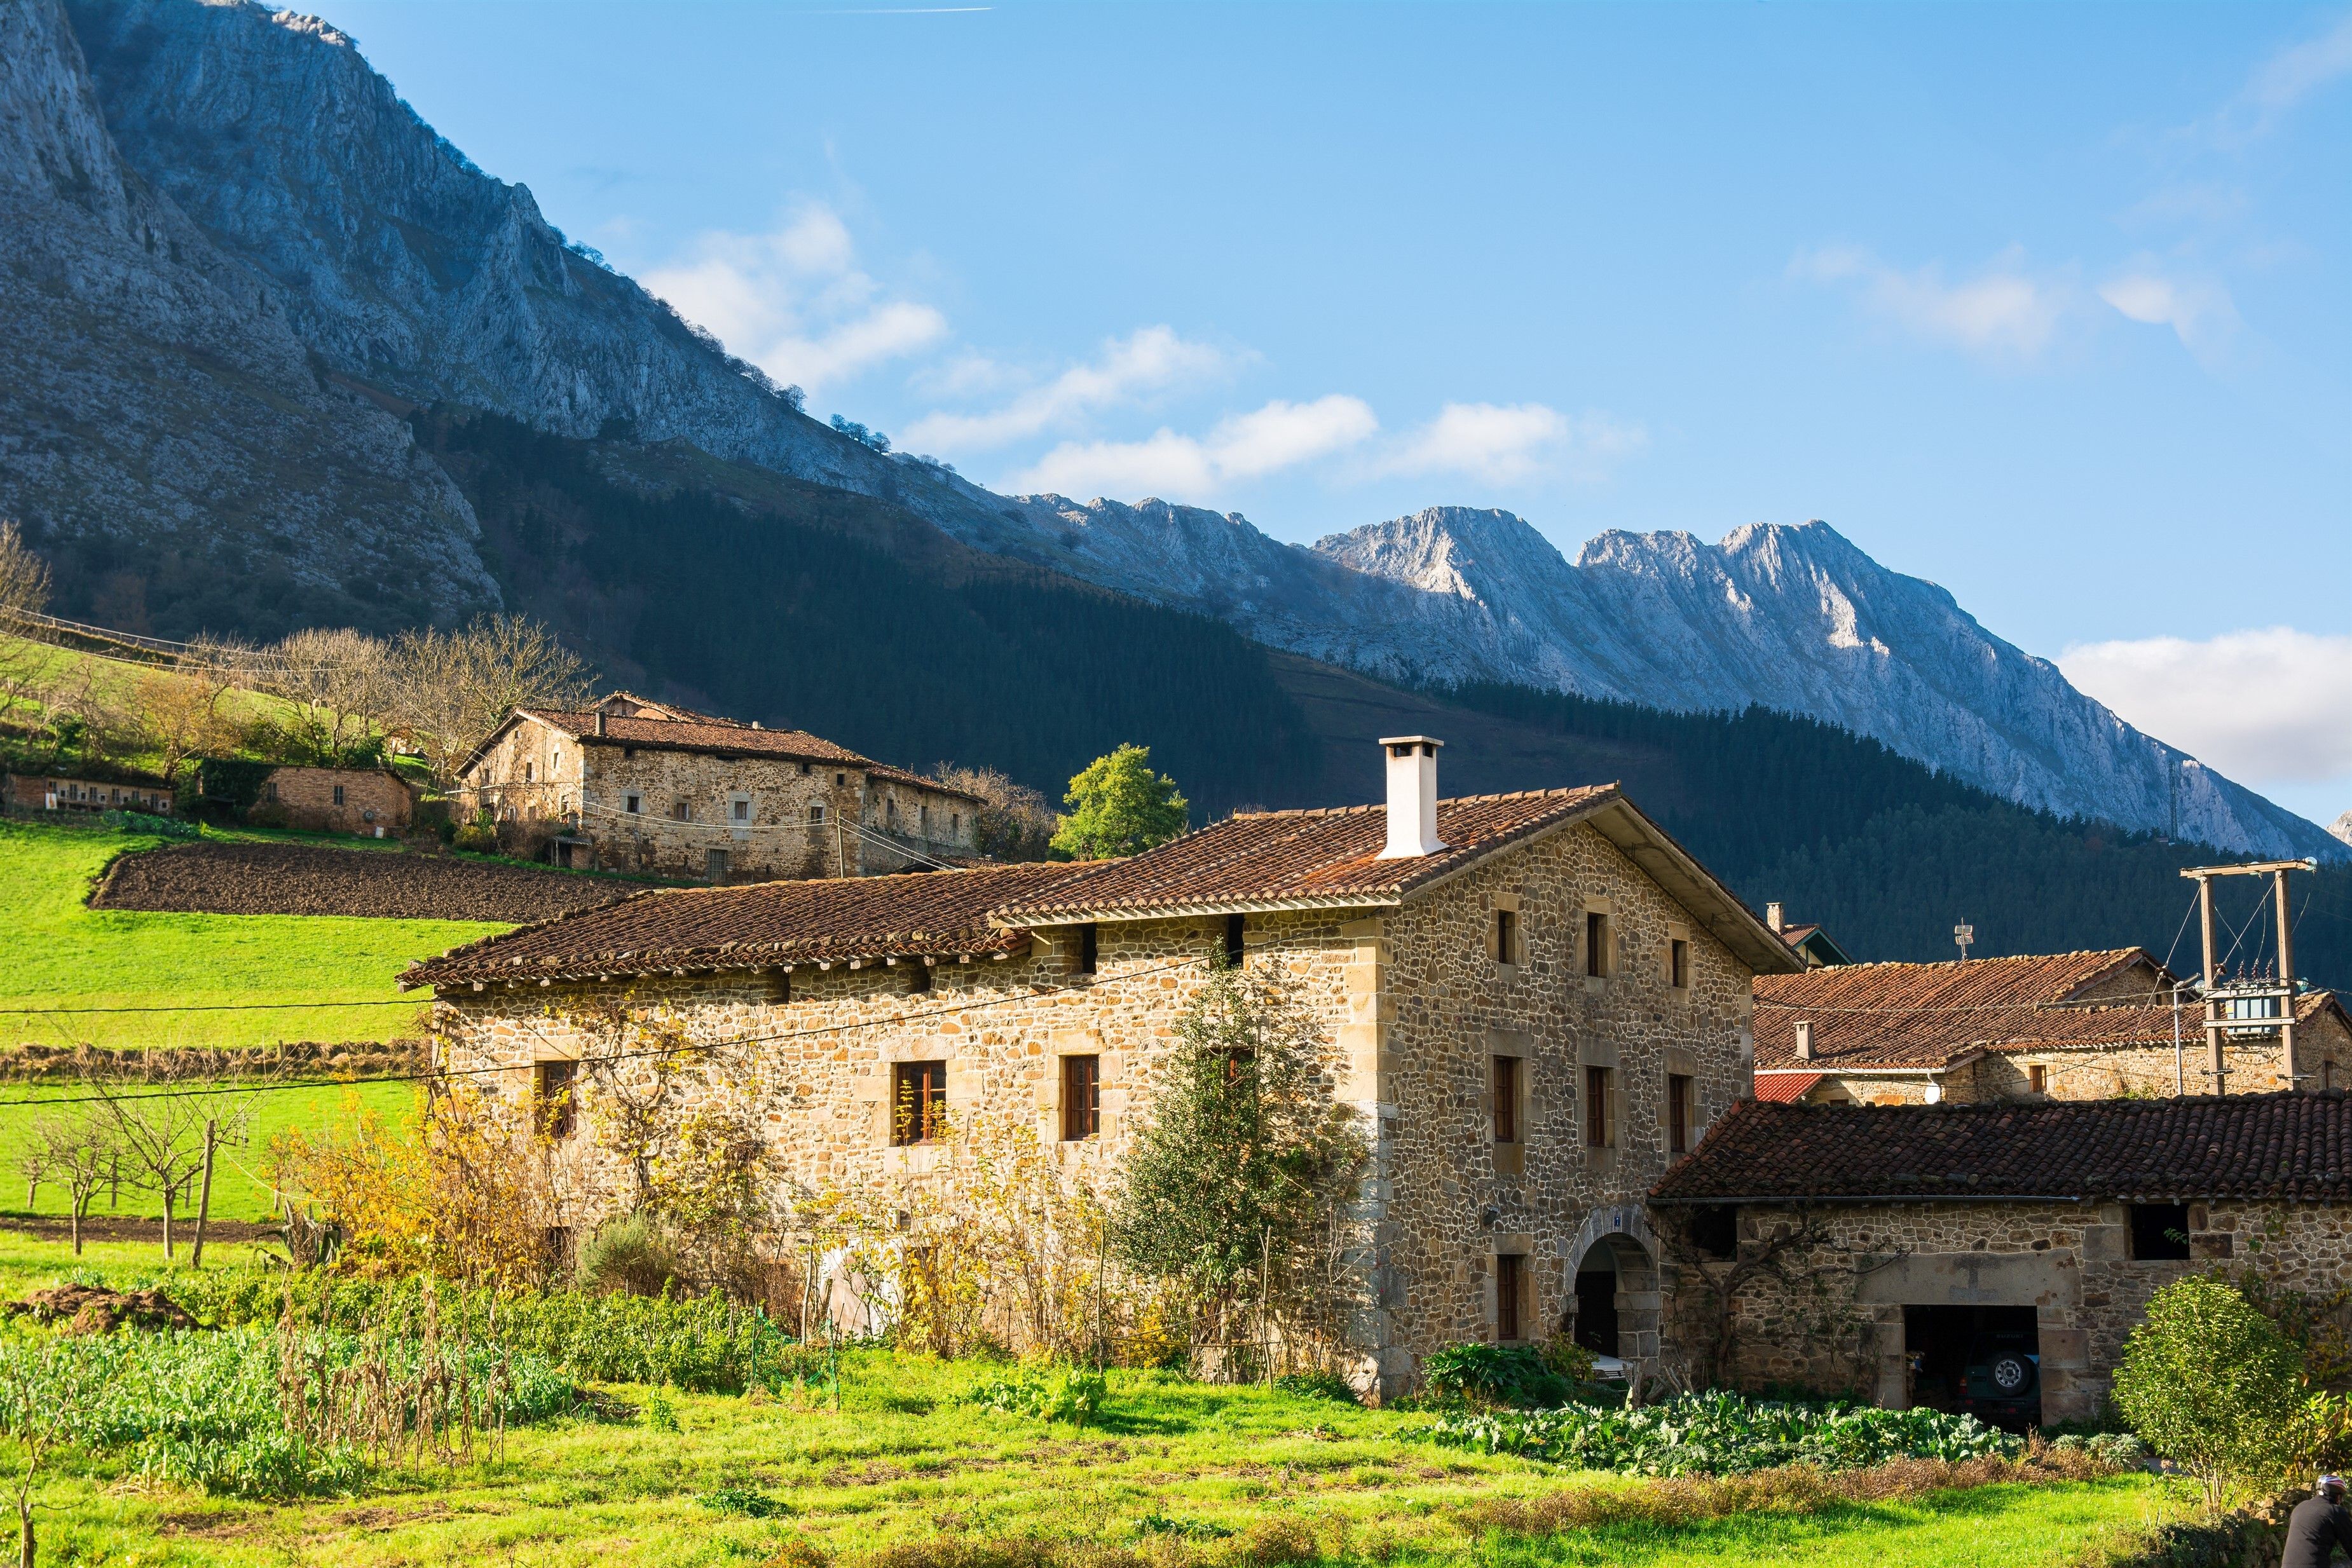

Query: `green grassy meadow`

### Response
(0, 818, 505, 1051)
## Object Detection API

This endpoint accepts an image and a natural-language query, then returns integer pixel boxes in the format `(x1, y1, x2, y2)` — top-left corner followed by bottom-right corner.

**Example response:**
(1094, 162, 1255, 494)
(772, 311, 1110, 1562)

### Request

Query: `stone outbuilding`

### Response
(411, 737, 1805, 1397)
(456, 692, 983, 881)
(2, 772, 174, 816)
(1752, 948, 2351, 1105)
(253, 765, 418, 836)
(1648, 1091, 2352, 1426)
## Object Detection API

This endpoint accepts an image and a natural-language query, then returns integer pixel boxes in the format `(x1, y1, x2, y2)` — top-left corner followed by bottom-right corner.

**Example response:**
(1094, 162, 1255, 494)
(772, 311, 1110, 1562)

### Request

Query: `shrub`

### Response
(1272, 1370, 1358, 1405)
(961, 1363, 1105, 1429)
(1422, 1390, 2018, 1476)
(2114, 1274, 2313, 1510)
(702, 1484, 789, 1518)
(451, 824, 497, 853)
(578, 1213, 687, 1297)
(1422, 1342, 1573, 1408)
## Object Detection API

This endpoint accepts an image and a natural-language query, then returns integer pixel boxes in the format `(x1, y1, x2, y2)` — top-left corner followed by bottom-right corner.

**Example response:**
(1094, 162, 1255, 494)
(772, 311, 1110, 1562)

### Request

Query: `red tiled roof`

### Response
(406, 860, 1095, 988)
(1650, 1092, 2352, 1205)
(1752, 1072, 1823, 1103)
(480, 710, 984, 802)
(1753, 949, 2187, 1071)
(998, 787, 1619, 918)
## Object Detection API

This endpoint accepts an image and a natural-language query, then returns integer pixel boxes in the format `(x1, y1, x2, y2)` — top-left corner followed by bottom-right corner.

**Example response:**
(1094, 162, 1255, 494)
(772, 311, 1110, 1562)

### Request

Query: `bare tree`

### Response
(264, 627, 397, 764)
(82, 1064, 259, 1258)
(0, 1337, 99, 1568)
(392, 615, 593, 788)
(929, 764, 1058, 861)
(27, 1111, 116, 1255)
(133, 669, 242, 786)
(0, 522, 50, 620)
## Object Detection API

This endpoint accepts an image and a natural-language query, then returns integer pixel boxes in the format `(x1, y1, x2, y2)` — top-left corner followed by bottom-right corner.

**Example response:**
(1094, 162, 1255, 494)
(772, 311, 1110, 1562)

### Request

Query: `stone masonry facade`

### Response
(1667, 1197, 2352, 1424)
(261, 766, 416, 835)
(430, 814, 1765, 1399)
(465, 713, 974, 882)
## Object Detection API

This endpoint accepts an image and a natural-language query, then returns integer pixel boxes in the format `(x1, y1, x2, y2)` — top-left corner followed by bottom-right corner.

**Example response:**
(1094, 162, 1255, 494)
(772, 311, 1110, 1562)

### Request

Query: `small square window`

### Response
(2128, 1203, 2192, 1261)
(672, 800, 691, 822)
(892, 1060, 948, 1145)
(906, 961, 932, 993)
(835, 772, 846, 786)
(799, 761, 812, 776)
(1670, 938, 1690, 990)
(1584, 1065, 1613, 1148)
(809, 803, 826, 824)
(1062, 1055, 1101, 1141)
(625, 793, 642, 815)
(732, 798, 749, 822)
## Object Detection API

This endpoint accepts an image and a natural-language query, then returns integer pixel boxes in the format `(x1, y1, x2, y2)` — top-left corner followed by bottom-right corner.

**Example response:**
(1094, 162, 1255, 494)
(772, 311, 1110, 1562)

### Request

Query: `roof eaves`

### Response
(992, 891, 1400, 927)
(1579, 798, 1807, 976)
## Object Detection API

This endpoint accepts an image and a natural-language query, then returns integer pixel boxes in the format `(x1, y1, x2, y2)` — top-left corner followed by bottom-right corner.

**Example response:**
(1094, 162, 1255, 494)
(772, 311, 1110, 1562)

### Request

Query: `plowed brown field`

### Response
(90, 840, 638, 923)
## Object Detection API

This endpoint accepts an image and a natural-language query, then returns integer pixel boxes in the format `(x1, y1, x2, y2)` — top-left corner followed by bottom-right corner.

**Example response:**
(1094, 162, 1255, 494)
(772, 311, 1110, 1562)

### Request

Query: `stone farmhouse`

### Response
(409, 737, 1805, 1398)
(1650, 1092, 2352, 1426)
(458, 693, 984, 881)
(252, 765, 418, 835)
(1752, 948, 2352, 1106)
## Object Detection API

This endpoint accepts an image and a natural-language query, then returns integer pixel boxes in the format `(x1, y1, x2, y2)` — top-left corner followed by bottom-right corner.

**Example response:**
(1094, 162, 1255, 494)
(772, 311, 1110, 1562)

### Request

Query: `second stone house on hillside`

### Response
(1752, 947, 2352, 1105)
(407, 737, 1806, 1398)
(458, 692, 984, 881)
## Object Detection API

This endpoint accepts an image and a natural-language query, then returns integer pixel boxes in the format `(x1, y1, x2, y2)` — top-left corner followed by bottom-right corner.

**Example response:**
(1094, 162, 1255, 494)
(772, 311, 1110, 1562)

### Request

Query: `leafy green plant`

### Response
(961, 1364, 1105, 1430)
(1272, 1370, 1358, 1405)
(2114, 1274, 2313, 1511)
(701, 1485, 789, 1518)
(641, 1391, 681, 1433)
(1421, 1390, 2018, 1476)
(1422, 1342, 1575, 1408)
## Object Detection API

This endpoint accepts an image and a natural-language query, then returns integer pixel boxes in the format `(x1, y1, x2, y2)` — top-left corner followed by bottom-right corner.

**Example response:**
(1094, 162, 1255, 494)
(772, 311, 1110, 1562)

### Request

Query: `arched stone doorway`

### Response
(1564, 1204, 1662, 1367)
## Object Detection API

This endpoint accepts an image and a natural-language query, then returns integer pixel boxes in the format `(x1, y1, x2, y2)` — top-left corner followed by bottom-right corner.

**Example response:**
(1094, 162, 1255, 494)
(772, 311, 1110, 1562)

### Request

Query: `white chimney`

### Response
(1766, 902, 1785, 933)
(1793, 1020, 1814, 1061)
(1377, 736, 1446, 859)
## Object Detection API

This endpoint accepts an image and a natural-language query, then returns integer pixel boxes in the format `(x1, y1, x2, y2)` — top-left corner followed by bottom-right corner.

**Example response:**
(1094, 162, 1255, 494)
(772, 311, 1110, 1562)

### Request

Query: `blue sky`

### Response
(322, 1, 2352, 821)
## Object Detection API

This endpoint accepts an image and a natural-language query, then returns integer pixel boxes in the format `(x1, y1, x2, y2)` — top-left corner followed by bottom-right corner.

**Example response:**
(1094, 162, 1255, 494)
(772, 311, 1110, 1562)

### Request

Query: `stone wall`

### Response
(2, 774, 174, 814)
(262, 766, 413, 834)
(432, 815, 1763, 1398)
(1664, 1194, 2352, 1422)
(1791, 1009, 2352, 1106)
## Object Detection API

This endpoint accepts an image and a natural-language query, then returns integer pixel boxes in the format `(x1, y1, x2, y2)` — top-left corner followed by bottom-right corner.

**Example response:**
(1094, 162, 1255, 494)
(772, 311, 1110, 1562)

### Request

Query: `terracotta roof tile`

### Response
(998, 787, 1619, 918)
(1752, 1072, 1823, 1103)
(507, 711, 984, 802)
(1753, 949, 2187, 1070)
(406, 860, 1096, 988)
(1651, 1092, 2352, 1204)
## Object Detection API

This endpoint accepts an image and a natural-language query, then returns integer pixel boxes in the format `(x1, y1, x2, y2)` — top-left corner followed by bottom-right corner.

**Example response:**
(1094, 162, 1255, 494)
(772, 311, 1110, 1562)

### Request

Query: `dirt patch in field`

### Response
(0, 1214, 272, 1245)
(90, 840, 642, 923)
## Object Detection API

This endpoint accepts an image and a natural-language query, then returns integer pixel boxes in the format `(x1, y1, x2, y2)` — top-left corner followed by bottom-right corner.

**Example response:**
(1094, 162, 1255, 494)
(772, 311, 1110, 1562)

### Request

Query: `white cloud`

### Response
(1794, 245, 2070, 360)
(901, 326, 1235, 451)
(1008, 394, 1377, 500)
(2098, 269, 2241, 362)
(1378, 402, 1644, 484)
(2058, 627, 2352, 791)
(641, 205, 947, 394)
(2196, 11, 2352, 145)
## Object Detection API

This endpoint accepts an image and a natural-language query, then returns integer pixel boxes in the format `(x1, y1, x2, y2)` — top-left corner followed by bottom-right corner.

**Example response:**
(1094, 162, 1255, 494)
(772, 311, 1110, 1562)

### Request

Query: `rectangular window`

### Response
(706, 848, 729, 881)
(799, 761, 813, 776)
(732, 798, 749, 822)
(1224, 913, 1245, 968)
(2128, 1203, 2192, 1262)
(625, 793, 642, 815)
(1668, 1073, 1694, 1154)
(1062, 1055, 1102, 1141)
(266, 781, 280, 803)
(1585, 911, 1610, 977)
(950, 813, 961, 837)
(2027, 1064, 2048, 1094)
(1495, 908, 1519, 965)
(671, 800, 691, 822)
(906, 960, 932, 993)
(920, 804, 930, 833)
(1584, 1065, 1613, 1148)
(332, 784, 346, 806)
(1492, 1055, 1521, 1144)
(892, 1060, 948, 1146)
(1077, 923, 1099, 974)
(533, 1060, 577, 1140)
(809, 803, 826, 824)
(1670, 938, 1690, 990)
(1496, 1253, 1525, 1342)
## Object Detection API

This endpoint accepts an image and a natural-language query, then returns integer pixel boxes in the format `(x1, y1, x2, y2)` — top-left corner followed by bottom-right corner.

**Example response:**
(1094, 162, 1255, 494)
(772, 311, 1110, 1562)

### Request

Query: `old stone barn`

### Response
(412, 740, 1803, 1397)
(1649, 1092, 2352, 1425)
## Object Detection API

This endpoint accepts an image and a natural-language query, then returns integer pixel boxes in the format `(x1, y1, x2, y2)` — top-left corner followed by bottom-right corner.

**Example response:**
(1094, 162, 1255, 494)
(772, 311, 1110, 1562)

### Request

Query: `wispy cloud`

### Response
(1377, 402, 1644, 484)
(1008, 395, 1378, 500)
(2191, 11, 2352, 146)
(2058, 627, 2352, 789)
(1793, 245, 2072, 360)
(641, 205, 947, 394)
(901, 327, 1237, 451)
(2098, 268, 2241, 364)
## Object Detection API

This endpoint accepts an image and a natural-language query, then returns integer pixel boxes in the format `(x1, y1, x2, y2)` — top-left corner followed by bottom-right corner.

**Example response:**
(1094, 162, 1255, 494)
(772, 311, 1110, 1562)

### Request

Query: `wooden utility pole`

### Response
(2179, 859, 2314, 1093)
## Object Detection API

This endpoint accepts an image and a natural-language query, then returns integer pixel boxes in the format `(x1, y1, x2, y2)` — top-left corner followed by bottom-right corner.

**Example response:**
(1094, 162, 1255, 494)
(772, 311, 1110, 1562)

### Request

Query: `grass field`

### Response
(0, 817, 507, 1051)
(0, 1234, 2189, 1568)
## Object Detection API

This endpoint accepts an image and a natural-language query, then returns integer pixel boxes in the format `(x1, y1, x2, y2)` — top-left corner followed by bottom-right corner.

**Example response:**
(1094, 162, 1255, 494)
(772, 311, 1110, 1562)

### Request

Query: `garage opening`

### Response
(1573, 1261, 1620, 1356)
(1904, 1304, 2041, 1430)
